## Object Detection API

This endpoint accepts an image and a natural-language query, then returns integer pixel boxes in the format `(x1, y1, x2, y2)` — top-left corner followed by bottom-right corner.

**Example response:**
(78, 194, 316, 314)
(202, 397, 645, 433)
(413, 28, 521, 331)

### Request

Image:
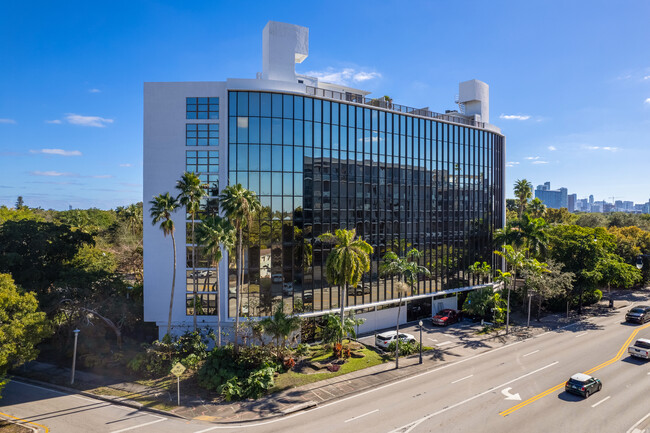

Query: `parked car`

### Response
(271, 273, 283, 284)
(626, 305, 650, 324)
(565, 373, 602, 398)
(375, 331, 416, 350)
(628, 338, 650, 360)
(282, 282, 293, 295)
(432, 309, 462, 326)
(352, 282, 371, 296)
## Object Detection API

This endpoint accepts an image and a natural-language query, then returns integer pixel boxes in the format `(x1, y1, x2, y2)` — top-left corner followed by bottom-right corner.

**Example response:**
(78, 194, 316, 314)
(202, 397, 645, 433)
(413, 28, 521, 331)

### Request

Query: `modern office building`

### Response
(143, 21, 505, 338)
(535, 182, 568, 209)
(568, 193, 577, 213)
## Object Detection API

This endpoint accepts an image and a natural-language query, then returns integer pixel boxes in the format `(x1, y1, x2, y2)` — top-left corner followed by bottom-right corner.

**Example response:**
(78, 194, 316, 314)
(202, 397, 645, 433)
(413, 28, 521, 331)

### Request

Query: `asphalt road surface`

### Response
(2, 305, 650, 433)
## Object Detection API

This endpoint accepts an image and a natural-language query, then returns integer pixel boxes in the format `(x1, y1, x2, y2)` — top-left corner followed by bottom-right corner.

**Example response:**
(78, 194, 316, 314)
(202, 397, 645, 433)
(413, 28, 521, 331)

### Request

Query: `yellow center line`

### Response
(500, 321, 650, 417)
(0, 410, 49, 432)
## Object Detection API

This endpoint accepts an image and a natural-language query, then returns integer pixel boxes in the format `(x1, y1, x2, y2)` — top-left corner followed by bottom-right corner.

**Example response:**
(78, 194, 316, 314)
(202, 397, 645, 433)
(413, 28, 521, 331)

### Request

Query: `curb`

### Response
(10, 376, 188, 421)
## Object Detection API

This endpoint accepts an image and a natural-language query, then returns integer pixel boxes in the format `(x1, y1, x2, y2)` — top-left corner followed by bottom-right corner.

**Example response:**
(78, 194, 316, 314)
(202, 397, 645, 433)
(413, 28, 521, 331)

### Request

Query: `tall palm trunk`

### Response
(215, 260, 221, 347)
(167, 232, 177, 336)
(395, 291, 403, 369)
(192, 215, 197, 331)
(234, 228, 242, 351)
(506, 270, 515, 335)
(340, 284, 347, 342)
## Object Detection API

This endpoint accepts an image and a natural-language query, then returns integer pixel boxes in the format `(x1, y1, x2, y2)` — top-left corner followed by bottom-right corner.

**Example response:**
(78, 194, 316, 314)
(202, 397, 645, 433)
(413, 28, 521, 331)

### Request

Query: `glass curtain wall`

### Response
(228, 91, 504, 318)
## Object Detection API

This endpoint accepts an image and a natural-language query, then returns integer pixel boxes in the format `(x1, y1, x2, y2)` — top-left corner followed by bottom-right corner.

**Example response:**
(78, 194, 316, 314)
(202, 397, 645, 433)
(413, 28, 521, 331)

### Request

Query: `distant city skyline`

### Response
(1, 1, 650, 209)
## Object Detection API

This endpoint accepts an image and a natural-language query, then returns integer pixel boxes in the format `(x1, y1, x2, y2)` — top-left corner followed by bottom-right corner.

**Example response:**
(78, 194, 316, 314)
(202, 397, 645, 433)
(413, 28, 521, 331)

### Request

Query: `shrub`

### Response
(283, 357, 296, 369)
(220, 377, 243, 402)
(387, 340, 421, 356)
(294, 343, 310, 358)
(198, 345, 241, 391)
(243, 366, 275, 398)
(333, 343, 343, 358)
(583, 288, 603, 306)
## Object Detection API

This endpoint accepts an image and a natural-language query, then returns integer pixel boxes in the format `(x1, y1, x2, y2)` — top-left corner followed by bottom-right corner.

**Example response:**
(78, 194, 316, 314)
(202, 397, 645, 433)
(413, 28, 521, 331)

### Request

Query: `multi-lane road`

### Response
(2, 305, 650, 432)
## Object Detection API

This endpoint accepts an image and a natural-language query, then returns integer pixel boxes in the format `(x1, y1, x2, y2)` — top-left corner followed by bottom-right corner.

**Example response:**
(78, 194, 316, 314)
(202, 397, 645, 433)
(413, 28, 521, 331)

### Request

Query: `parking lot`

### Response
(357, 316, 496, 355)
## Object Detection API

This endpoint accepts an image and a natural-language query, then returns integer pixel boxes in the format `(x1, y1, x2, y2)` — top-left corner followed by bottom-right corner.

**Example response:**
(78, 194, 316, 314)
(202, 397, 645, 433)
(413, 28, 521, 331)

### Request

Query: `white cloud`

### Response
(645, 98, 650, 104)
(91, 174, 113, 179)
(584, 145, 619, 152)
(548, 145, 557, 151)
(89, 88, 101, 93)
(525, 156, 541, 160)
(31, 171, 75, 177)
(30, 148, 82, 156)
(505, 161, 520, 167)
(0, 118, 16, 124)
(46, 119, 62, 124)
(643, 75, 650, 80)
(119, 163, 132, 167)
(65, 113, 114, 127)
(532, 160, 549, 164)
(304, 67, 382, 86)
(499, 114, 531, 120)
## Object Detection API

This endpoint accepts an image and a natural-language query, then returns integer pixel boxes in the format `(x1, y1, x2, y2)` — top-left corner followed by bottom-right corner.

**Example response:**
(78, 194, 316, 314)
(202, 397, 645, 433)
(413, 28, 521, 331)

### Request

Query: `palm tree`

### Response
(494, 245, 528, 335)
(259, 302, 302, 359)
(176, 172, 207, 331)
(515, 214, 549, 259)
(528, 198, 547, 219)
(468, 261, 492, 285)
(196, 215, 235, 347)
(493, 222, 524, 250)
(219, 184, 261, 351)
(493, 269, 512, 325)
(379, 249, 431, 368)
(149, 193, 180, 336)
(318, 229, 373, 340)
(513, 179, 533, 218)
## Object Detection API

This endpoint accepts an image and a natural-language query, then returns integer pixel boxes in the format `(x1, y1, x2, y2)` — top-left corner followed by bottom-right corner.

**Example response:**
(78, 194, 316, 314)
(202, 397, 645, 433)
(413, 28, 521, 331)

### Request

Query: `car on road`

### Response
(628, 338, 650, 360)
(432, 309, 462, 326)
(282, 282, 293, 295)
(625, 305, 650, 324)
(375, 331, 416, 350)
(352, 282, 371, 296)
(565, 373, 602, 398)
(271, 273, 283, 284)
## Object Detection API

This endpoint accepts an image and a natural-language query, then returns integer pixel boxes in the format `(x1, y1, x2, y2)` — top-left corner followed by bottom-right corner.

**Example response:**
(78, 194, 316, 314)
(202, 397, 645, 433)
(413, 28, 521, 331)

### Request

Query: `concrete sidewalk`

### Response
(12, 293, 642, 424)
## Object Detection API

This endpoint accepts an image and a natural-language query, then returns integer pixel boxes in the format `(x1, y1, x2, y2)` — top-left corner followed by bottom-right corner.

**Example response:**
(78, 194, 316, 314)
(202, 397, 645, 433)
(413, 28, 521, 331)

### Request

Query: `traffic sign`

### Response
(171, 362, 186, 377)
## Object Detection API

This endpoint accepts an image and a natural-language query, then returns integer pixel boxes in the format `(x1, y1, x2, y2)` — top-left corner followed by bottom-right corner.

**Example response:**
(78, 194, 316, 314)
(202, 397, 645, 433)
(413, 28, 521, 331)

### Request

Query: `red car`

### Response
(432, 309, 461, 326)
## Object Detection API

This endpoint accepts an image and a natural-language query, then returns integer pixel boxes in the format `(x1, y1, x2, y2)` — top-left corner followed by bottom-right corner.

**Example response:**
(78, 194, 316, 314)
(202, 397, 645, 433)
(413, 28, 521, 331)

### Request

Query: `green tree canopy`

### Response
(0, 273, 51, 397)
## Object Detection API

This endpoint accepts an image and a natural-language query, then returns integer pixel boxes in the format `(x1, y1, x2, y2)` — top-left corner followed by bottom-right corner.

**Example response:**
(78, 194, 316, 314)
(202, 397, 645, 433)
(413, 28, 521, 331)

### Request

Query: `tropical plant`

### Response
(259, 302, 301, 359)
(494, 245, 528, 334)
(468, 261, 492, 284)
(387, 340, 421, 356)
(219, 184, 261, 351)
(493, 221, 524, 250)
(318, 229, 373, 340)
(149, 192, 180, 336)
(319, 312, 364, 345)
(527, 198, 547, 219)
(513, 179, 533, 218)
(196, 215, 236, 346)
(516, 214, 549, 259)
(379, 249, 430, 368)
(176, 172, 207, 331)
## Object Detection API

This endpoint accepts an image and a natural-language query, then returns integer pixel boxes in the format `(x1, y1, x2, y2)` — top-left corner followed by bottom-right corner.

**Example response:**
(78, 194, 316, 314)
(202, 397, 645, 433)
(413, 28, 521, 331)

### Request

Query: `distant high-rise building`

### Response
(589, 195, 594, 205)
(568, 194, 577, 212)
(535, 182, 568, 209)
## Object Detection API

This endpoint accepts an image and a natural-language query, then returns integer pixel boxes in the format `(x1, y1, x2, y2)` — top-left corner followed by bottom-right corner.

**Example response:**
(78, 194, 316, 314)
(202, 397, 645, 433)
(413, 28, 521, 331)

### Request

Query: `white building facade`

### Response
(144, 21, 505, 339)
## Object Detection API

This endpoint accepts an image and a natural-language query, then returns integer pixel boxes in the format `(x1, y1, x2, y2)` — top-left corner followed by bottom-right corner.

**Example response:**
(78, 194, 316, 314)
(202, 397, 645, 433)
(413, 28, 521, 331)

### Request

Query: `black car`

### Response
(626, 305, 650, 324)
(565, 373, 602, 398)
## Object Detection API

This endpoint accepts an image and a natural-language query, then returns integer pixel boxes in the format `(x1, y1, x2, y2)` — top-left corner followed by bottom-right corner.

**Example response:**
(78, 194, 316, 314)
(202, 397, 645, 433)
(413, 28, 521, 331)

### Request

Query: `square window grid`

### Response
(186, 123, 219, 146)
(187, 97, 219, 119)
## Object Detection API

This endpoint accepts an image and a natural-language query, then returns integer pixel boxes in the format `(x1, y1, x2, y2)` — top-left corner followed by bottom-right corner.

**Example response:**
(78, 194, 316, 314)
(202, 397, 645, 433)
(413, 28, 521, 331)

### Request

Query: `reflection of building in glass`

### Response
(143, 21, 505, 338)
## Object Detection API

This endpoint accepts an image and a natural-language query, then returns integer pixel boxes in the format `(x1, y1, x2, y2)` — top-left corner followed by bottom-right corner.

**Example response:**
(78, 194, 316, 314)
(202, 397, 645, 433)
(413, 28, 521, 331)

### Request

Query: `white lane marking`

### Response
(575, 332, 588, 338)
(388, 361, 560, 433)
(428, 338, 438, 342)
(13, 380, 136, 412)
(627, 411, 650, 433)
(310, 390, 325, 401)
(501, 387, 521, 401)
(523, 350, 540, 357)
(437, 341, 453, 347)
(451, 375, 473, 384)
(344, 409, 379, 423)
(110, 418, 166, 433)
(591, 396, 610, 408)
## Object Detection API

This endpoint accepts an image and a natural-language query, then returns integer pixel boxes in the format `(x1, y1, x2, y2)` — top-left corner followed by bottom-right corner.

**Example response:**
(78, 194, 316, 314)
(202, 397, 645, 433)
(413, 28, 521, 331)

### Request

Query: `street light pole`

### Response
(527, 293, 532, 328)
(71, 329, 80, 385)
(418, 320, 423, 364)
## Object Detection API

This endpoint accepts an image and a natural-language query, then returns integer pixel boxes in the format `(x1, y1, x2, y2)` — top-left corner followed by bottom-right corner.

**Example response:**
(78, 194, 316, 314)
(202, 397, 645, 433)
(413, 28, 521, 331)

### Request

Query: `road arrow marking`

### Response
(501, 387, 521, 401)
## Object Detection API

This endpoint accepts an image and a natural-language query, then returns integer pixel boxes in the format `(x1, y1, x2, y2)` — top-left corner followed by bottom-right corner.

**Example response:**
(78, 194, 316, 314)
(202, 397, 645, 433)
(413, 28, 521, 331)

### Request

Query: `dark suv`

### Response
(626, 305, 650, 324)
(565, 373, 602, 398)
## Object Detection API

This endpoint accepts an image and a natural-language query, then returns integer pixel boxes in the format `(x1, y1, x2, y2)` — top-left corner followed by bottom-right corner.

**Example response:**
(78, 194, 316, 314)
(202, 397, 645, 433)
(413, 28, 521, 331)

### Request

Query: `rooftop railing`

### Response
(305, 86, 485, 129)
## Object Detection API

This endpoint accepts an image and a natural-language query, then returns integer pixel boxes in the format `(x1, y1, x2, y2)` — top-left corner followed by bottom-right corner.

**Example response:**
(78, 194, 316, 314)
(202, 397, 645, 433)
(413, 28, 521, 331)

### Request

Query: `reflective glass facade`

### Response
(228, 91, 504, 318)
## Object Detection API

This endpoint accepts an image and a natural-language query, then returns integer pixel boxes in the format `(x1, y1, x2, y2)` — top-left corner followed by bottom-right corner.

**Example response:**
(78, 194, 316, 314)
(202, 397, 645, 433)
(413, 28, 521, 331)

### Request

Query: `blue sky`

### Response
(1, 0, 649, 210)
